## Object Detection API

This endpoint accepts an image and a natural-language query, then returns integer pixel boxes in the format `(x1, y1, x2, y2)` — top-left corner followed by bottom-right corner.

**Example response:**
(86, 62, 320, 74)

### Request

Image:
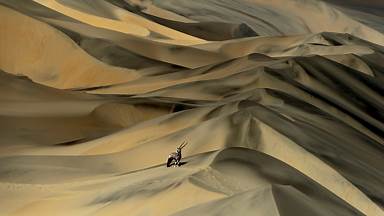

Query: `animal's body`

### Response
(167, 151, 181, 167)
(167, 141, 187, 167)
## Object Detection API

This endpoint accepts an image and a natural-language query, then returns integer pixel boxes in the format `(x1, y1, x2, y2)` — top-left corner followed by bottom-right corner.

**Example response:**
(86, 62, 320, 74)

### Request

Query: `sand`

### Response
(0, 0, 383, 215)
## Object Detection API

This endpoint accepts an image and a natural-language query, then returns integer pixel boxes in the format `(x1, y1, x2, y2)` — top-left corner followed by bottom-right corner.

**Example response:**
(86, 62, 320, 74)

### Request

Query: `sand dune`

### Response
(0, 0, 383, 215)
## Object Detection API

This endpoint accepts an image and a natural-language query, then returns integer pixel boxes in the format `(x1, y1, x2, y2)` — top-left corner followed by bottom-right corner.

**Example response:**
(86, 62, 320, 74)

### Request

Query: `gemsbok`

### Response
(167, 141, 188, 167)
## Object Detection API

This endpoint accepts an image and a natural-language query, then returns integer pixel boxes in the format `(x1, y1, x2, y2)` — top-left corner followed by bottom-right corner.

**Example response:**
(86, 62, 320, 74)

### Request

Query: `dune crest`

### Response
(0, 0, 383, 215)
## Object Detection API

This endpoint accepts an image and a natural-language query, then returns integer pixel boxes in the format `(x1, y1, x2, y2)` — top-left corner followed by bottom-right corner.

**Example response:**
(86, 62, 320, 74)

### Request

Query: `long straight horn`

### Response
(179, 141, 186, 148)
(180, 141, 188, 149)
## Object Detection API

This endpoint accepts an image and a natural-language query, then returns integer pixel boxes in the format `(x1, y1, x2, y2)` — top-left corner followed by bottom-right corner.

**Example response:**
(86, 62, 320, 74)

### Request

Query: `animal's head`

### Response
(177, 141, 188, 153)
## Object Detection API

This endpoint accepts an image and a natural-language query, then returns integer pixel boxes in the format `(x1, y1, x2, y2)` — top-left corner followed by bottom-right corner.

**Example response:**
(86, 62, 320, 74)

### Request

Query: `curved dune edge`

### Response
(33, 0, 206, 43)
(0, 147, 381, 215)
(0, 77, 382, 215)
(34, 0, 150, 37)
(57, 0, 205, 42)
(1, 0, 384, 215)
(140, 0, 384, 45)
(1, 2, 380, 73)
(0, 5, 140, 89)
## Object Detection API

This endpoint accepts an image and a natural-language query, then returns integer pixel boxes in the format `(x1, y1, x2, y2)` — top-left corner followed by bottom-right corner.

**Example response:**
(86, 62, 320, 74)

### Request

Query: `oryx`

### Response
(167, 141, 188, 167)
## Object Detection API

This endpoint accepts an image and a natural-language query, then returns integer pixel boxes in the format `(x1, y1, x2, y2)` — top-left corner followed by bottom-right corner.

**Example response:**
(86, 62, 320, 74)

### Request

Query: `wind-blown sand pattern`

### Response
(0, 0, 383, 215)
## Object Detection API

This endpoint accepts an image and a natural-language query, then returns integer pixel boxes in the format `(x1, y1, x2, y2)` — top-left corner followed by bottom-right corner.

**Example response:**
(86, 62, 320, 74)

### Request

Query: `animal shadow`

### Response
(179, 161, 188, 166)
(166, 161, 188, 167)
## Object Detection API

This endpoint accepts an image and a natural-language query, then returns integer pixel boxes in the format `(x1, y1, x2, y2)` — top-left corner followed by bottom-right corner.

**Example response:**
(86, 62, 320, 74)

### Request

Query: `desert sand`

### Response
(0, 0, 383, 215)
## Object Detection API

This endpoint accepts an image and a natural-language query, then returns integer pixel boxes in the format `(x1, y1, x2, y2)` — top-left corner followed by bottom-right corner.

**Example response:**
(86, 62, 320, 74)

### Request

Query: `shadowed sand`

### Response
(0, 0, 383, 215)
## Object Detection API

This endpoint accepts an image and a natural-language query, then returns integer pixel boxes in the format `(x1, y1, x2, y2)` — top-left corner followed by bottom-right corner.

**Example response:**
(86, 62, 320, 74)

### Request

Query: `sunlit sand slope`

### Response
(0, 0, 383, 215)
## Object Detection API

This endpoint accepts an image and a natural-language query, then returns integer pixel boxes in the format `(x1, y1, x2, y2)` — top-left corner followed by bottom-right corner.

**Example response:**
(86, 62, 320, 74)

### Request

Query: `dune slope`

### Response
(0, 0, 383, 216)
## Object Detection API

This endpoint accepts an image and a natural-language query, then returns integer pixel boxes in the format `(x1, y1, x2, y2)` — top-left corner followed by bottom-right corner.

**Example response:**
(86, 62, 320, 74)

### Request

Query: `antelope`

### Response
(167, 141, 188, 167)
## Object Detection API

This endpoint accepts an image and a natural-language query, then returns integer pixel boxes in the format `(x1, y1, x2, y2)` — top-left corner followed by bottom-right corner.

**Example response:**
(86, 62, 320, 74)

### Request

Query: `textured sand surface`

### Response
(0, 0, 383, 215)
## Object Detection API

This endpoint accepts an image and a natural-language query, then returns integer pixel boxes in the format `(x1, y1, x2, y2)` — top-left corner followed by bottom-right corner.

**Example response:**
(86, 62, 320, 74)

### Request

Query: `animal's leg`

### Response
(167, 157, 173, 167)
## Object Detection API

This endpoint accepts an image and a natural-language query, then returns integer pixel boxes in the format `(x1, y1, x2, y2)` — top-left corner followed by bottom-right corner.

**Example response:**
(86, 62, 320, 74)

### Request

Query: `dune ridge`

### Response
(0, 0, 383, 215)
